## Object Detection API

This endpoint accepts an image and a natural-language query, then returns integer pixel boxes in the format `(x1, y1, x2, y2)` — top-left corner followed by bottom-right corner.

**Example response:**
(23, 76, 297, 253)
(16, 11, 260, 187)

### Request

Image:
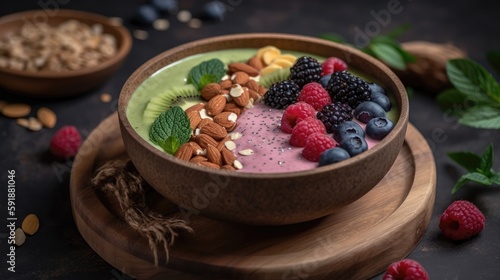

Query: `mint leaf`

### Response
(448, 151, 482, 173)
(371, 36, 415, 63)
(436, 88, 468, 113)
(480, 144, 494, 173)
(458, 106, 500, 129)
(149, 106, 191, 153)
(492, 173, 500, 184)
(487, 50, 500, 76)
(479, 74, 500, 103)
(187, 59, 226, 90)
(370, 43, 406, 70)
(319, 33, 347, 44)
(452, 172, 493, 194)
(160, 136, 180, 155)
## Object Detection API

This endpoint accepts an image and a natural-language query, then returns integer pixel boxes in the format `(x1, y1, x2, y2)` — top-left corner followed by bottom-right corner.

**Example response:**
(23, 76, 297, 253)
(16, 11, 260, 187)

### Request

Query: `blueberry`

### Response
(332, 121, 365, 143)
(319, 74, 332, 88)
(370, 92, 392, 112)
(136, 5, 159, 25)
(152, 0, 178, 15)
(339, 134, 368, 157)
(354, 101, 386, 124)
(368, 82, 385, 95)
(366, 117, 394, 140)
(319, 147, 351, 166)
(203, 1, 226, 21)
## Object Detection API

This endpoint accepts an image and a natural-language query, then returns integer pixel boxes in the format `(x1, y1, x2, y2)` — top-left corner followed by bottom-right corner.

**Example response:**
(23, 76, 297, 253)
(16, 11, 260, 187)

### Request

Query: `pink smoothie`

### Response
(233, 102, 379, 173)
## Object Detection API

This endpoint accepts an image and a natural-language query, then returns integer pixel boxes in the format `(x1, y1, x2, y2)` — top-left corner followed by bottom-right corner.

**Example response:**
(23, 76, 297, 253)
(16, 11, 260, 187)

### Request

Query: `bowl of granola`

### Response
(0, 9, 132, 97)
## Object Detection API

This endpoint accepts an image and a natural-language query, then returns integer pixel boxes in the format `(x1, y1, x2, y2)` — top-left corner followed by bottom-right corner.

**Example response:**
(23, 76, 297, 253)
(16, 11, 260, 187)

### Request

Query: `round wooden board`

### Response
(70, 113, 436, 280)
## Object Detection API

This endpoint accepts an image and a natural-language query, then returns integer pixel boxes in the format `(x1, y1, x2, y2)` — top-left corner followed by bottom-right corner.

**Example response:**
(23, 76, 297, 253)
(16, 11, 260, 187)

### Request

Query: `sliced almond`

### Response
(231, 71, 249, 85)
(196, 134, 218, 149)
(174, 143, 193, 161)
(239, 149, 254, 156)
(2, 103, 31, 118)
(229, 132, 243, 140)
(221, 148, 236, 166)
(229, 84, 244, 98)
(206, 144, 222, 166)
(187, 110, 202, 130)
(227, 62, 259, 76)
(206, 95, 226, 116)
(224, 140, 236, 151)
(197, 161, 220, 169)
(201, 83, 221, 101)
(200, 121, 227, 140)
(16, 118, 29, 128)
(37, 107, 56, 128)
(15, 228, 26, 246)
(247, 56, 264, 70)
(233, 159, 243, 170)
(27, 117, 43, 131)
(199, 108, 213, 120)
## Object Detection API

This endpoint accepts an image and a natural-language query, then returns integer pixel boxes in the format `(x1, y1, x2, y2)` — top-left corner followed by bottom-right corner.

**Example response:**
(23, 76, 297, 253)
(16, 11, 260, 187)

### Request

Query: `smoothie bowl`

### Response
(118, 33, 408, 225)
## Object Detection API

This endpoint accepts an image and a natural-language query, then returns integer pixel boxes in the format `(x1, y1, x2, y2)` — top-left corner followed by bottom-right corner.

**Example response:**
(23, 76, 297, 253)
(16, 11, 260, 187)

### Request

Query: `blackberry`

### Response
(289, 56, 322, 88)
(316, 102, 353, 133)
(263, 80, 300, 109)
(326, 71, 371, 107)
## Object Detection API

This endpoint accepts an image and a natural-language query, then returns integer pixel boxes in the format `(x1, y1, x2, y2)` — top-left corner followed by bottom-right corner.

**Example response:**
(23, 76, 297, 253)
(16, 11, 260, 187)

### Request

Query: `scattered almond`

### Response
(185, 103, 205, 114)
(206, 144, 222, 166)
(100, 93, 112, 103)
(221, 148, 236, 165)
(219, 79, 233, 90)
(221, 165, 236, 171)
(27, 117, 43, 131)
(216, 136, 230, 151)
(214, 112, 237, 130)
(197, 118, 213, 129)
(187, 110, 202, 130)
(223, 103, 242, 116)
(200, 121, 227, 140)
(196, 134, 219, 149)
(233, 159, 243, 170)
(175, 143, 193, 161)
(224, 140, 236, 151)
(228, 62, 259, 76)
(16, 118, 29, 128)
(15, 228, 26, 246)
(229, 132, 242, 140)
(36, 107, 56, 128)
(239, 149, 254, 156)
(21, 214, 39, 236)
(248, 89, 261, 102)
(247, 56, 264, 70)
(201, 83, 221, 101)
(206, 95, 226, 116)
(188, 141, 204, 156)
(246, 79, 259, 92)
(197, 161, 220, 169)
(190, 155, 208, 163)
(2, 103, 31, 118)
(233, 87, 250, 107)
(231, 71, 249, 84)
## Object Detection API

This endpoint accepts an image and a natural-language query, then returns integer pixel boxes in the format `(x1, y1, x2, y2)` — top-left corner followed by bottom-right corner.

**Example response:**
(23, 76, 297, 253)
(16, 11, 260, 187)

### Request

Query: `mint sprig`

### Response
(437, 58, 500, 129)
(448, 144, 500, 194)
(149, 106, 191, 155)
(187, 58, 226, 90)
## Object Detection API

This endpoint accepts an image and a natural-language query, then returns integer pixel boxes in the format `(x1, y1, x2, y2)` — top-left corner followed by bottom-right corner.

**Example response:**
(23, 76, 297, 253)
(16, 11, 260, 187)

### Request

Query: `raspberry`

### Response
(439, 200, 485, 241)
(280, 102, 317, 134)
(290, 118, 326, 147)
(321, 57, 348, 76)
(301, 133, 336, 162)
(289, 56, 322, 88)
(383, 259, 429, 280)
(264, 80, 300, 109)
(50, 126, 82, 159)
(297, 82, 332, 110)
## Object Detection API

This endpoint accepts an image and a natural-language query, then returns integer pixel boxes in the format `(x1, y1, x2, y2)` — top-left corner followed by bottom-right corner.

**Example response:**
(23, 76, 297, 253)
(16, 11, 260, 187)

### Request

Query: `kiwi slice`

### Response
(259, 67, 291, 88)
(143, 84, 201, 124)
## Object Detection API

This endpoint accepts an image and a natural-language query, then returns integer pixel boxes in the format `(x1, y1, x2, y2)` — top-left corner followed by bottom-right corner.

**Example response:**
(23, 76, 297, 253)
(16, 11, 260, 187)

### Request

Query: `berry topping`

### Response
(354, 101, 386, 124)
(319, 74, 332, 88)
(366, 117, 394, 140)
(383, 259, 429, 280)
(339, 134, 368, 157)
(321, 57, 348, 76)
(289, 56, 322, 88)
(50, 126, 82, 159)
(316, 102, 353, 133)
(280, 102, 317, 134)
(439, 200, 485, 241)
(332, 120, 365, 143)
(326, 70, 371, 107)
(297, 82, 332, 110)
(302, 133, 337, 162)
(318, 147, 350, 166)
(290, 118, 327, 147)
(264, 80, 300, 109)
(370, 92, 392, 111)
(368, 82, 386, 95)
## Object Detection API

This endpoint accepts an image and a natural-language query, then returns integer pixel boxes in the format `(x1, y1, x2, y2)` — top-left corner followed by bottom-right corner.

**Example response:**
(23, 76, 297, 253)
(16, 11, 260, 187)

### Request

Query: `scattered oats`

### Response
(153, 19, 170, 31)
(177, 10, 192, 22)
(238, 149, 254, 156)
(188, 18, 202, 29)
(27, 117, 43, 131)
(233, 160, 243, 170)
(224, 140, 236, 151)
(108, 17, 123, 26)
(133, 29, 149, 40)
(16, 118, 29, 128)
(229, 132, 242, 140)
(100, 93, 112, 103)
(14, 228, 26, 246)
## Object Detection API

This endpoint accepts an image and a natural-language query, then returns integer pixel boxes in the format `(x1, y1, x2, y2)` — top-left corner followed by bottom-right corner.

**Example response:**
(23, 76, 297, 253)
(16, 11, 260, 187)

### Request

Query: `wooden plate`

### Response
(70, 113, 436, 280)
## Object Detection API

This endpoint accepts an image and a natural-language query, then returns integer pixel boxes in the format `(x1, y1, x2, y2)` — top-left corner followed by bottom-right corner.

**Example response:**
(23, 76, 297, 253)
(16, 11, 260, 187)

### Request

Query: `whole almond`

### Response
(200, 121, 227, 140)
(206, 144, 222, 166)
(197, 118, 213, 129)
(201, 83, 221, 101)
(2, 103, 31, 118)
(214, 112, 237, 130)
(231, 71, 249, 85)
(197, 161, 220, 169)
(248, 89, 261, 102)
(258, 85, 268, 96)
(246, 79, 259, 92)
(221, 165, 236, 171)
(206, 95, 226, 116)
(188, 141, 204, 156)
(190, 155, 208, 163)
(221, 148, 236, 166)
(216, 136, 231, 151)
(233, 88, 250, 107)
(196, 134, 219, 149)
(228, 62, 259, 76)
(36, 107, 57, 128)
(247, 56, 264, 70)
(175, 143, 193, 161)
(185, 103, 205, 114)
(187, 111, 202, 130)
(219, 79, 232, 90)
(21, 214, 39, 235)
(223, 103, 242, 116)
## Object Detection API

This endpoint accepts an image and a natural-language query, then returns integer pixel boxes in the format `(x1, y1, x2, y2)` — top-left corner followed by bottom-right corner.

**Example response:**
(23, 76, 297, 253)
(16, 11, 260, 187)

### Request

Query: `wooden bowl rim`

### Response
(0, 9, 132, 78)
(118, 33, 409, 179)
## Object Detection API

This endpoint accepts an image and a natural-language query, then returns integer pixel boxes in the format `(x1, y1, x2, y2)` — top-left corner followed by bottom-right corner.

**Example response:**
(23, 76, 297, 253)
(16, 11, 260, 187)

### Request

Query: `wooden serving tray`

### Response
(70, 113, 436, 280)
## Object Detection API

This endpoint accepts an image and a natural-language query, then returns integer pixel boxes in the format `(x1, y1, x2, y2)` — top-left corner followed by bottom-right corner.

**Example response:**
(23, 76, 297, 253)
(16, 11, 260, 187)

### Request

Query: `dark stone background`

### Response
(1, 0, 500, 279)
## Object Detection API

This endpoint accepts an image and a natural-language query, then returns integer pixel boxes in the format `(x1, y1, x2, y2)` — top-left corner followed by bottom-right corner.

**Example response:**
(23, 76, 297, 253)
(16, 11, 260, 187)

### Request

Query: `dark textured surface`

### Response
(1, 0, 499, 279)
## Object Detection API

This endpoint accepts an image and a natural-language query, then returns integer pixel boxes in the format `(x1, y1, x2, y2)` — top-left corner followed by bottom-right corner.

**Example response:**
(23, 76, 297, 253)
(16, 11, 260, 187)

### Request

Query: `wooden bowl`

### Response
(118, 33, 409, 225)
(0, 9, 132, 97)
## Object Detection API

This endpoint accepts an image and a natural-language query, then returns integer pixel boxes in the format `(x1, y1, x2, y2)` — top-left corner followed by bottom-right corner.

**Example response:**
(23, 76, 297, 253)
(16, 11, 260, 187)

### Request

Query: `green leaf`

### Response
(459, 106, 500, 129)
(187, 59, 226, 90)
(492, 173, 500, 185)
(448, 151, 482, 172)
(452, 172, 493, 194)
(486, 50, 500, 76)
(149, 106, 191, 150)
(436, 88, 467, 113)
(385, 23, 412, 39)
(479, 74, 500, 103)
(319, 33, 347, 44)
(160, 136, 180, 155)
(371, 36, 415, 63)
(370, 43, 406, 70)
(406, 87, 414, 99)
(479, 144, 494, 173)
